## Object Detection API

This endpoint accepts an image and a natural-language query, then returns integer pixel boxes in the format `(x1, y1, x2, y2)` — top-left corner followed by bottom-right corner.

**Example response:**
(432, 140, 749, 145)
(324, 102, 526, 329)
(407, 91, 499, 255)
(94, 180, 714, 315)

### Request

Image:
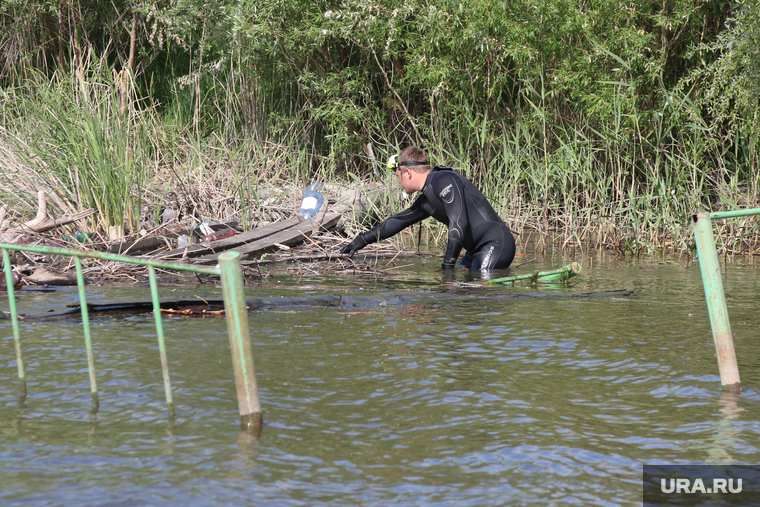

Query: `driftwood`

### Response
(7, 191, 96, 234)
(0, 290, 638, 321)
(312, 199, 329, 236)
(108, 236, 170, 255)
(193, 213, 341, 264)
(159, 218, 302, 260)
(24, 266, 77, 286)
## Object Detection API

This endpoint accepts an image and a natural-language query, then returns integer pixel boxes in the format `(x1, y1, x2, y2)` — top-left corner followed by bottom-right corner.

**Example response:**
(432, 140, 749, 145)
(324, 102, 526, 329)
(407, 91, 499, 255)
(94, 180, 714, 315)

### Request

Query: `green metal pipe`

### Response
(149, 265, 174, 414)
(75, 257, 99, 411)
(486, 262, 582, 285)
(709, 208, 760, 220)
(2, 242, 263, 424)
(2, 249, 26, 399)
(0, 242, 219, 276)
(218, 251, 262, 433)
(692, 212, 741, 392)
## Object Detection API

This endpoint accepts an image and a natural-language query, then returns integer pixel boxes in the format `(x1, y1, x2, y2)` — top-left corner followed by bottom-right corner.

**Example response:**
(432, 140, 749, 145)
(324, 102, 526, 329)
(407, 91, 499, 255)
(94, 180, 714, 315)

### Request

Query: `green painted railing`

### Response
(692, 208, 760, 393)
(1, 243, 261, 432)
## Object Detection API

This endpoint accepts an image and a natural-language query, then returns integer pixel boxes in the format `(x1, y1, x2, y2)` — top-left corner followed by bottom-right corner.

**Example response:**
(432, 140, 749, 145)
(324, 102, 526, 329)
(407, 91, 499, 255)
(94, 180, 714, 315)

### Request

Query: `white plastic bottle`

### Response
(298, 183, 325, 219)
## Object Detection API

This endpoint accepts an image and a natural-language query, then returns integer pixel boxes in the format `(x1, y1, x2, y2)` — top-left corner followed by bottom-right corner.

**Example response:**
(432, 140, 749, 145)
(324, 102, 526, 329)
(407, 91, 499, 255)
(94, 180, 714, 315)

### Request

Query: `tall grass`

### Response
(1, 68, 149, 232)
(1, 65, 758, 255)
(423, 83, 759, 255)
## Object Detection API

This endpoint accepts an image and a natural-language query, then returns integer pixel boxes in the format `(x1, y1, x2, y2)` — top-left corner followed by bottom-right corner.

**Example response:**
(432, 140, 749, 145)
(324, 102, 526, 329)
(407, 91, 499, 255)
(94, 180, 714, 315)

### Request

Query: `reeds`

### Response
(1, 68, 149, 232)
(425, 84, 759, 255)
(0, 65, 757, 256)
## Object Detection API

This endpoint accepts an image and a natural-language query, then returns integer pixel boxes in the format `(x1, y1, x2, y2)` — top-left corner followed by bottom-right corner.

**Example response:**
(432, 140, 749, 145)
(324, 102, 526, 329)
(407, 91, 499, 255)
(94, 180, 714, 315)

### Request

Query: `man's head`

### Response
(391, 146, 431, 193)
(397, 146, 431, 173)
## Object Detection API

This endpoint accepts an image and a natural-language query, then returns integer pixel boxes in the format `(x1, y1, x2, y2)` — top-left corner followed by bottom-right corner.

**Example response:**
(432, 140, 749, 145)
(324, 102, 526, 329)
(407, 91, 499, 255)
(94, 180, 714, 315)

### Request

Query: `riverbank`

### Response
(2, 172, 760, 289)
(3, 66, 760, 270)
(3, 0, 760, 276)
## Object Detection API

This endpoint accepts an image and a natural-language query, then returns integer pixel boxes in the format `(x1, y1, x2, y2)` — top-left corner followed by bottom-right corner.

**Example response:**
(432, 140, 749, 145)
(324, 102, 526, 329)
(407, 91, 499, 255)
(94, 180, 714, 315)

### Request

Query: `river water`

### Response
(2, 250, 760, 506)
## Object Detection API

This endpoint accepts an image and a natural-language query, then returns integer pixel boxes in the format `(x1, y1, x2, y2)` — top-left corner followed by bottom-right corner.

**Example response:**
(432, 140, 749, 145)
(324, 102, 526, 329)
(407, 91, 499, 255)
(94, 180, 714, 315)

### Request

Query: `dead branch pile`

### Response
(0, 183, 424, 287)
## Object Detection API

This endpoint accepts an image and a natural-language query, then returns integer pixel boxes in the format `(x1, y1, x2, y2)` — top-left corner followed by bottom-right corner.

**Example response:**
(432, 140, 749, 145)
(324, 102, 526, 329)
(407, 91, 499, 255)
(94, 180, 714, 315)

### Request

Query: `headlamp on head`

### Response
(387, 154, 399, 171)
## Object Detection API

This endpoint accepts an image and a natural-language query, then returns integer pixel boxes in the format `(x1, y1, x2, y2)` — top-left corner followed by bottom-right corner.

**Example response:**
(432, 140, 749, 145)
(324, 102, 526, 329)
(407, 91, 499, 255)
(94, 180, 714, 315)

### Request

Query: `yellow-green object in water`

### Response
(486, 262, 581, 286)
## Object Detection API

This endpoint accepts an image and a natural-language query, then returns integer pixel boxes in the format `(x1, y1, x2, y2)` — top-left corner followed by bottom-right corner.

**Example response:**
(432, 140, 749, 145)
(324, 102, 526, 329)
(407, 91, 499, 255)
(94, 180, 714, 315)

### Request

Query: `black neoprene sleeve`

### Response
(360, 195, 429, 245)
(434, 172, 465, 265)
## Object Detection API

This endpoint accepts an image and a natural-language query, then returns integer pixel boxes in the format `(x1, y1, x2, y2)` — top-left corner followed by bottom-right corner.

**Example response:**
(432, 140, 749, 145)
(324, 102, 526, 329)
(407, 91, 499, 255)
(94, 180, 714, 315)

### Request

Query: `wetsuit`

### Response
(342, 167, 515, 270)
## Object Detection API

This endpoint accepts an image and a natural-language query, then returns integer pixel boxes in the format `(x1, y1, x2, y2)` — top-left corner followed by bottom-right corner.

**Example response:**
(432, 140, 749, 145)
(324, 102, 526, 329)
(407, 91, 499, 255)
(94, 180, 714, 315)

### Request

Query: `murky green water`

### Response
(2, 251, 760, 506)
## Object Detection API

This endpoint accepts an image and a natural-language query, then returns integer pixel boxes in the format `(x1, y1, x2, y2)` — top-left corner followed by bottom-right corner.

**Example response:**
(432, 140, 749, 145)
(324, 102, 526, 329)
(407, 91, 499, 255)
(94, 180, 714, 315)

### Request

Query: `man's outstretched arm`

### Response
(341, 196, 428, 258)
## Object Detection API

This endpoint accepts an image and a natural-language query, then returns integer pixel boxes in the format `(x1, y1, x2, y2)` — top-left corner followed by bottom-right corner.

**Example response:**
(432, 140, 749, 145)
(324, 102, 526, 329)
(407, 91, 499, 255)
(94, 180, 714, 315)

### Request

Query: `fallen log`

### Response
(107, 236, 170, 255)
(7, 191, 96, 234)
(0, 289, 637, 321)
(24, 266, 77, 286)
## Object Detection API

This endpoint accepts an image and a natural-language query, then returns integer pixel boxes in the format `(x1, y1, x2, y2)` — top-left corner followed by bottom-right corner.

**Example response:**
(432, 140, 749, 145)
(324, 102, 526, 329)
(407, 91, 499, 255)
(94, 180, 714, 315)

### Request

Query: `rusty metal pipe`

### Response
(218, 251, 262, 433)
(692, 212, 741, 392)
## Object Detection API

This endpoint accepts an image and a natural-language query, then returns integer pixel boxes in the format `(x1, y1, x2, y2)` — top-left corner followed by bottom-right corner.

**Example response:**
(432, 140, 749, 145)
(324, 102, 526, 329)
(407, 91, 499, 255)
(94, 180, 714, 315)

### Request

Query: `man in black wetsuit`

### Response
(340, 146, 515, 270)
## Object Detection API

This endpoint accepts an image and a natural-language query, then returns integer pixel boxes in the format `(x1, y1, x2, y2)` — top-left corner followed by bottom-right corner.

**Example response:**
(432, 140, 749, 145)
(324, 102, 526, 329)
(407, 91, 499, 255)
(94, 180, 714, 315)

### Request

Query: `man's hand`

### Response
(340, 235, 368, 258)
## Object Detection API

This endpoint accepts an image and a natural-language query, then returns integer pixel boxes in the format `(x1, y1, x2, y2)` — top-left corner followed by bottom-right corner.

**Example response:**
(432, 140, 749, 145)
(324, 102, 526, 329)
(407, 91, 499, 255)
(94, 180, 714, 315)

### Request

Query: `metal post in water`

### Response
(74, 257, 99, 410)
(692, 212, 741, 392)
(218, 251, 262, 432)
(148, 265, 174, 414)
(3, 248, 26, 399)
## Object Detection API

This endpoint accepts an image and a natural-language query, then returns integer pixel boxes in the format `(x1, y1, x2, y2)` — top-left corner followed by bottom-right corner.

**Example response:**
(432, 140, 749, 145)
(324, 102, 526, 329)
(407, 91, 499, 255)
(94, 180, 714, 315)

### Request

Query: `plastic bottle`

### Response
(200, 228, 236, 243)
(161, 208, 176, 224)
(62, 231, 94, 243)
(298, 183, 325, 219)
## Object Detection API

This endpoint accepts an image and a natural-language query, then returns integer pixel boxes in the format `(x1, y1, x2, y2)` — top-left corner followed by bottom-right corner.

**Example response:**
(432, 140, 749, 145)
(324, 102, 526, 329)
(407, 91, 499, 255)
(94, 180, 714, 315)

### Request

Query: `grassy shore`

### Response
(1, 70, 758, 258)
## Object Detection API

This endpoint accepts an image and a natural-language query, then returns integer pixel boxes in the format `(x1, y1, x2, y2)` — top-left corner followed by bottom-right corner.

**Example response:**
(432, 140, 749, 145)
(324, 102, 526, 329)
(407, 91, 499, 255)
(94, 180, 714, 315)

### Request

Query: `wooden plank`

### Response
(157, 218, 300, 260)
(192, 213, 340, 264)
(108, 236, 171, 255)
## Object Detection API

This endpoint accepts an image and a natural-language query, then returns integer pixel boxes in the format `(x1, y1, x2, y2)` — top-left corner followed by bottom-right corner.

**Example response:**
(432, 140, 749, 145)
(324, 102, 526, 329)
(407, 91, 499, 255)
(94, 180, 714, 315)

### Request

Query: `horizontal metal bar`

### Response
(709, 208, 760, 220)
(0, 242, 220, 276)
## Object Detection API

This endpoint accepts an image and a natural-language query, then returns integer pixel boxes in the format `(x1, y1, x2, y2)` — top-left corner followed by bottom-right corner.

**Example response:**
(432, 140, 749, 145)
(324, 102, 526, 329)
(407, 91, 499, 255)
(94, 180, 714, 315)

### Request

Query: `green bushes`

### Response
(0, 0, 758, 252)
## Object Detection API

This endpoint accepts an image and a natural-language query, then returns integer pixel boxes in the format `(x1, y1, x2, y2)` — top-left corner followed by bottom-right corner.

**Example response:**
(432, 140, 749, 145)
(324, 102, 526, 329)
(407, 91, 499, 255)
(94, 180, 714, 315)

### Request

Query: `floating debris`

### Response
(0, 290, 637, 321)
(485, 262, 582, 286)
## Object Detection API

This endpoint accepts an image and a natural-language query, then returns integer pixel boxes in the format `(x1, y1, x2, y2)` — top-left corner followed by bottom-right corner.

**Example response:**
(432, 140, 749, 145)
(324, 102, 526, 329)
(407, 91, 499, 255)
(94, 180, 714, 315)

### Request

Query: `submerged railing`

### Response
(692, 208, 760, 393)
(1, 243, 262, 432)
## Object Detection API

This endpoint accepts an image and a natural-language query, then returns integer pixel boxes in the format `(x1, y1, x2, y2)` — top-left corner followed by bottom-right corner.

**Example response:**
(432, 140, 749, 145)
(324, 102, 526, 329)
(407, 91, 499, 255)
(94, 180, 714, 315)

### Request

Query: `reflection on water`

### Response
(2, 250, 760, 506)
(704, 391, 746, 465)
(718, 391, 745, 421)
